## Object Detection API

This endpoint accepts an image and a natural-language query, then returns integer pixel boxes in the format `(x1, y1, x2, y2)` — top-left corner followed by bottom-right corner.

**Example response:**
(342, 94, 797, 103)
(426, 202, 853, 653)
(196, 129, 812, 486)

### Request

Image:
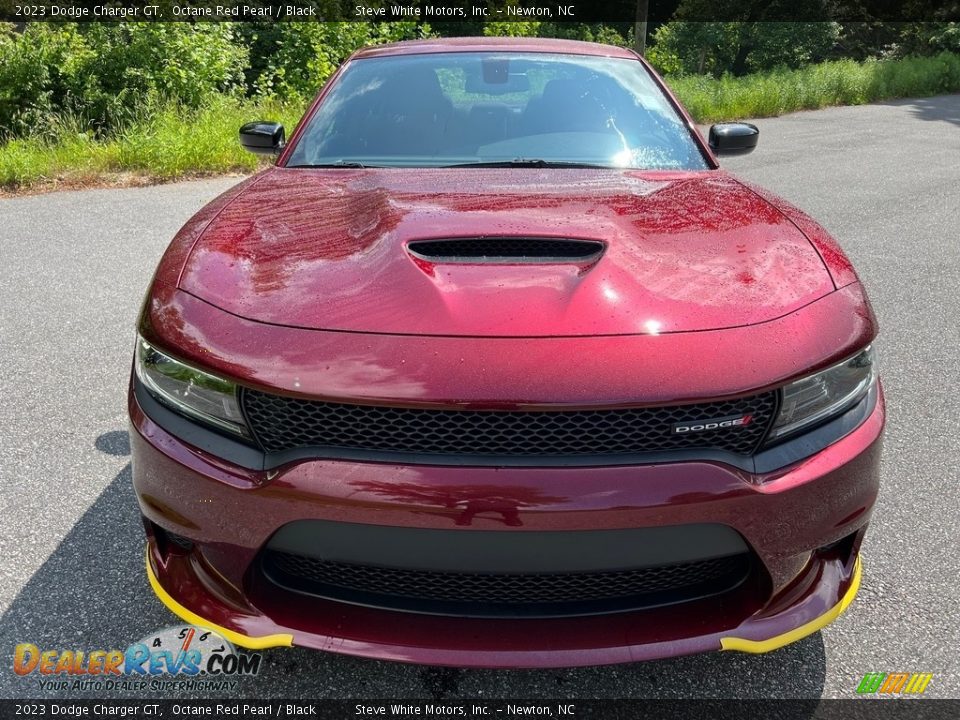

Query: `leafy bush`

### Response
(651, 21, 840, 77)
(590, 25, 631, 48)
(648, 23, 734, 76)
(482, 21, 542, 38)
(536, 22, 629, 47)
(241, 22, 426, 102)
(81, 24, 248, 112)
(0, 24, 96, 139)
(747, 22, 842, 71)
(0, 23, 248, 140)
(897, 22, 960, 56)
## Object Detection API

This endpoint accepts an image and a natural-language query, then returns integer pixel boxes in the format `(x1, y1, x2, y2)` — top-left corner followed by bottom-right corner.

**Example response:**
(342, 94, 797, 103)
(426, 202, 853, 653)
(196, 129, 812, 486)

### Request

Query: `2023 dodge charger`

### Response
(131, 37, 883, 667)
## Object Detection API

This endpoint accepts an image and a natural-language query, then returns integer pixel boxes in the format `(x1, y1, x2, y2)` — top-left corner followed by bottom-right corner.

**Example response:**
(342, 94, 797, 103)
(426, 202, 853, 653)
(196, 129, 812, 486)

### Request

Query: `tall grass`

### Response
(0, 97, 303, 191)
(1, 53, 959, 192)
(672, 52, 960, 122)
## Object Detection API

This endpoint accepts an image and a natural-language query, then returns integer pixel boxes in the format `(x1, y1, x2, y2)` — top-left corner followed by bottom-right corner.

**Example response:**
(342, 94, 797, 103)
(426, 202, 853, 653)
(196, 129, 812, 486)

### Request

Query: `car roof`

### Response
(350, 36, 639, 61)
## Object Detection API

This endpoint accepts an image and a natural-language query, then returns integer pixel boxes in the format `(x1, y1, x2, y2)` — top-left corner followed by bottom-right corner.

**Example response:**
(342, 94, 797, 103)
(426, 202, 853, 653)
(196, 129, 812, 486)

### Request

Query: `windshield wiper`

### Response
(287, 161, 376, 169)
(444, 158, 613, 169)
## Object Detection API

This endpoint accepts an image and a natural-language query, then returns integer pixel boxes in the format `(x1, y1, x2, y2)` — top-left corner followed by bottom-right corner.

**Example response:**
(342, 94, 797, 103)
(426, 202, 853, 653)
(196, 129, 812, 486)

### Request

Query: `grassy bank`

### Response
(0, 98, 303, 193)
(2, 52, 958, 193)
(672, 52, 960, 122)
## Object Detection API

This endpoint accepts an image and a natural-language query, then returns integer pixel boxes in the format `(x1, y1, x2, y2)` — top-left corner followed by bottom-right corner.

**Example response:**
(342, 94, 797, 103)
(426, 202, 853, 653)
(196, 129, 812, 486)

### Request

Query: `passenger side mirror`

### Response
(239, 122, 285, 155)
(708, 122, 759, 157)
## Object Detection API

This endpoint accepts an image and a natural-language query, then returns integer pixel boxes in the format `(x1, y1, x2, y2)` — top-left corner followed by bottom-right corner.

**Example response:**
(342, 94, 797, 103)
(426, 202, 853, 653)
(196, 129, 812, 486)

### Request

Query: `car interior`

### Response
(302, 57, 701, 166)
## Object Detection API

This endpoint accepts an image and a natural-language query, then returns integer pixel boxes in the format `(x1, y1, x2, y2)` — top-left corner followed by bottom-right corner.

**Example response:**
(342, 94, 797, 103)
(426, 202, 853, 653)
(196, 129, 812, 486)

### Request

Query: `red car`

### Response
(131, 37, 883, 668)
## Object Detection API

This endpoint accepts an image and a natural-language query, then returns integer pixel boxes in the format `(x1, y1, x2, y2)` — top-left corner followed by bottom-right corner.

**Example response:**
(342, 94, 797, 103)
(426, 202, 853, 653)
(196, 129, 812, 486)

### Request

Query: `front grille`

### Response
(241, 390, 777, 459)
(408, 237, 604, 261)
(262, 550, 751, 617)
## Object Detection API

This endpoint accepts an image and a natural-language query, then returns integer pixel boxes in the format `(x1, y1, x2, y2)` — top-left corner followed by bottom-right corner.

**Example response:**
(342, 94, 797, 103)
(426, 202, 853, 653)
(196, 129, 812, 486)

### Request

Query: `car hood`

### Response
(179, 167, 833, 337)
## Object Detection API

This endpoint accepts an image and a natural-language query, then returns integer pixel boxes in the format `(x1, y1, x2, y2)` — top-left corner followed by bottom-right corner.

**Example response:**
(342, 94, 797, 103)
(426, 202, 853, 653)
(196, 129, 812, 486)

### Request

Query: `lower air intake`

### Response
(261, 550, 752, 617)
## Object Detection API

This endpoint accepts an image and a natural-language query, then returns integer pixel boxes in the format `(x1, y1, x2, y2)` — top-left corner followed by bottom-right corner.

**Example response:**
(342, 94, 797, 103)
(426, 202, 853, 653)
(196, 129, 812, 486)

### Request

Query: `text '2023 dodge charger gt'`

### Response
(130, 37, 883, 667)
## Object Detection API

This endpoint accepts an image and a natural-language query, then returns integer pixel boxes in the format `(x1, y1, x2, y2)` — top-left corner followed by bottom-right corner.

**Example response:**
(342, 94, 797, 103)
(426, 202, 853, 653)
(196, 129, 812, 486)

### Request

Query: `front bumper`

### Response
(131, 385, 883, 668)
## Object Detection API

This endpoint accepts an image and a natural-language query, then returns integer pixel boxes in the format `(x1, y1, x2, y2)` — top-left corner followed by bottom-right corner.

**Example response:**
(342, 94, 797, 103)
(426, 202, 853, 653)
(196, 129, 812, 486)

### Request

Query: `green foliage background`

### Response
(0, 16, 958, 189)
(4, 19, 958, 142)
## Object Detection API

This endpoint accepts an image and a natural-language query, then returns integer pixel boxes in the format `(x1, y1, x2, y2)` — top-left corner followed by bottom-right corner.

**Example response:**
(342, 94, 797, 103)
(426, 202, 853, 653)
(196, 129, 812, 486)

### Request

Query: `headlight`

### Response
(768, 345, 877, 442)
(135, 336, 249, 437)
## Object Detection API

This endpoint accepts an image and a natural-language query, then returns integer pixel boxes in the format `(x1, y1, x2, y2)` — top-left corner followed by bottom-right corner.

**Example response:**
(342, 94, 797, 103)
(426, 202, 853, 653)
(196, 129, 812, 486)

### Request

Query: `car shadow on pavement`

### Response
(882, 94, 960, 128)
(1, 432, 825, 702)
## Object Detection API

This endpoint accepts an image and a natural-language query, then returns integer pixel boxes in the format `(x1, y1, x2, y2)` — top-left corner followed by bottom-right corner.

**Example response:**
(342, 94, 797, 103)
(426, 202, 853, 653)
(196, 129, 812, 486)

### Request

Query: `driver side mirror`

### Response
(708, 122, 759, 157)
(239, 121, 285, 156)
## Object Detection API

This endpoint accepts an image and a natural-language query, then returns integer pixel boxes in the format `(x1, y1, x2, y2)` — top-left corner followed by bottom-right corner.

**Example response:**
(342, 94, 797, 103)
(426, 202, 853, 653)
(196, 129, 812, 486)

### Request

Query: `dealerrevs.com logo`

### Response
(13, 625, 261, 693)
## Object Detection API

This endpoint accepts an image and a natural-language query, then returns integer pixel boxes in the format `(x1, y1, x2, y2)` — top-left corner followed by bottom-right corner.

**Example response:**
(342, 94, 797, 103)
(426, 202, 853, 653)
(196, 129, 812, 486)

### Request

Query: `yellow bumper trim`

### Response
(720, 556, 862, 653)
(146, 551, 293, 650)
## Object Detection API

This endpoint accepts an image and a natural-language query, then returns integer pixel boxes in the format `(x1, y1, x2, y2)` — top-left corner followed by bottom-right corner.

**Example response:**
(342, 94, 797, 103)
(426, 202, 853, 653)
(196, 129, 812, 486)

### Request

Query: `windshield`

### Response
(285, 52, 708, 170)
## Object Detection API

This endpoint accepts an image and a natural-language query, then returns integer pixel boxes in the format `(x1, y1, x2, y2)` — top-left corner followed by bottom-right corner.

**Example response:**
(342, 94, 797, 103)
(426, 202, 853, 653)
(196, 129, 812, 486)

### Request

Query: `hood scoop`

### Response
(181, 170, 836, 337)
(408, 237, 605, 264)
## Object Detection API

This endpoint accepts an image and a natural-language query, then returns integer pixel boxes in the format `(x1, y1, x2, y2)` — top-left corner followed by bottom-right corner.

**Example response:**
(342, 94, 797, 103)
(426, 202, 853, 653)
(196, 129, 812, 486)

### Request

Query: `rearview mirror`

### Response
(465, 58, 530, 95)
(708, 122, 759, 157)
(239, 121, 285, 155)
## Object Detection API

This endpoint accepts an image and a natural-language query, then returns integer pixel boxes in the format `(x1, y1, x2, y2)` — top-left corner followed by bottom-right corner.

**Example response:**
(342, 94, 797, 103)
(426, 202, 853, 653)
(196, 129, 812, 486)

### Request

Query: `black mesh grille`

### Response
(262, 550, 751, 616)
(242, 390, 776, 458)
(408, 237, 603, 260)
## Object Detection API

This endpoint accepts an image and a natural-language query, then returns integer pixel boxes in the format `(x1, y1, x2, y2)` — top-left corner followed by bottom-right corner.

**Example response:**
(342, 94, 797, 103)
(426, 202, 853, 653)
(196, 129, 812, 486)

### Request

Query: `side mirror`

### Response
(708, 122, 759, 157)
(239, 122, 285, 155)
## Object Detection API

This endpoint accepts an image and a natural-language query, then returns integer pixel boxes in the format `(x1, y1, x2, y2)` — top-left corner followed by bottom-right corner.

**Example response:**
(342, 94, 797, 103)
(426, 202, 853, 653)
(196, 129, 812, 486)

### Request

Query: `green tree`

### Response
(649, 22, 738, 75)
(536, 23, 629, 46)
(896, 22, 960, 56)
(0, 23, 96, 139)
(0, 23, 250, 139)
(80, 23, 248, 112)
(240, 22, 426, 101)
(650, 0, 839, 76)
(651, 21, 840, 76)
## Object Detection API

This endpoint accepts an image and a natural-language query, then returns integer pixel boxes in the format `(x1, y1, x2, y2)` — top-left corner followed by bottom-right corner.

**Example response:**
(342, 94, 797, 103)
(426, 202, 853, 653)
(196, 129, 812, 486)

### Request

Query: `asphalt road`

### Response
(1, 95, 959, 701)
